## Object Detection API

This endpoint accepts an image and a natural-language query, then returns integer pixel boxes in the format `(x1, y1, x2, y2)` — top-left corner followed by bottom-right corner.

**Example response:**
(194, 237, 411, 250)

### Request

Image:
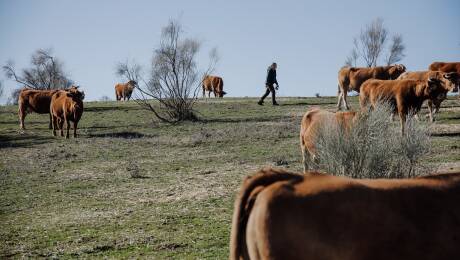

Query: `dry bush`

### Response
(311, 102, 431, 178)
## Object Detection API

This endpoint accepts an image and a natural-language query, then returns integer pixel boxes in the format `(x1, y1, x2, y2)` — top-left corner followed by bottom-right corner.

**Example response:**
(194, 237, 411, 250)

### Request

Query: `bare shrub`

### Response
(99, 96, 111, 102)
(116, 19, 218, 123)
(345, 18, 406, 67)
(311, 102, 431, 178)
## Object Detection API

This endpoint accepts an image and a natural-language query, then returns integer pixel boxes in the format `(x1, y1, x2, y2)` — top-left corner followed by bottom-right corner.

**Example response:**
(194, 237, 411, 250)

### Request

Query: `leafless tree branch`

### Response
(385, 34, 405, 65)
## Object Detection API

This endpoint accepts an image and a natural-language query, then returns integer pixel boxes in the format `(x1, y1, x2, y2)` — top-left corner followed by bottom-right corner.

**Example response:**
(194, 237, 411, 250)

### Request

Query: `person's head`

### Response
(271, 62, 277, 70)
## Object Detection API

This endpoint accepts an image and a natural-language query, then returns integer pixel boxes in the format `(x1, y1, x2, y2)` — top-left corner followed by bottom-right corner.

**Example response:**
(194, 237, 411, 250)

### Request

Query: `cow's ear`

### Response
(443, 72, 454, 79)
(427, 77, 438, 88)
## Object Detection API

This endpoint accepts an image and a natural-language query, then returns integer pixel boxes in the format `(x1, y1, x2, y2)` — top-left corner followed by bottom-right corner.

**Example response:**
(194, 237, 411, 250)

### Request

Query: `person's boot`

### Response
(273, 102, 279, 106)
(258, 100, 264, 105)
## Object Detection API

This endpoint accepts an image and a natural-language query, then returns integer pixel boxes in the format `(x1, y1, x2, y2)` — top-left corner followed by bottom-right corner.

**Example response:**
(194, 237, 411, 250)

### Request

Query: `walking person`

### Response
(258, 62, 279, 106)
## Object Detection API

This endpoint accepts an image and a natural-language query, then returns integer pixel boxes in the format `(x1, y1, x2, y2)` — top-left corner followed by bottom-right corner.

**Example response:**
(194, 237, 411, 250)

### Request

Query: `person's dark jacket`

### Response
(266, 67, 278, 86)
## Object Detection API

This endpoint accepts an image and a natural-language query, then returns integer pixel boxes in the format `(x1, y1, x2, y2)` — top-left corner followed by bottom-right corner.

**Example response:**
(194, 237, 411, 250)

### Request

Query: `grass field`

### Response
(1, 96, 460, 258)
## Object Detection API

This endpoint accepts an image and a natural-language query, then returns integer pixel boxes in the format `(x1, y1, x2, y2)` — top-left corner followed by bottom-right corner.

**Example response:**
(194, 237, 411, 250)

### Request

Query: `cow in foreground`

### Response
(202, 75, 226, 98)
(429, 62, 460, 98)
(18, 86, 80, 130)
(359, 78, 447, 133)
(397, 71, 459, 121)
(50, 88, 84, 138)
(115, 80, 136, 101)
(230, 168, 460, 260)
(337, 64, 406, 110)
(300, 108, 357, 172)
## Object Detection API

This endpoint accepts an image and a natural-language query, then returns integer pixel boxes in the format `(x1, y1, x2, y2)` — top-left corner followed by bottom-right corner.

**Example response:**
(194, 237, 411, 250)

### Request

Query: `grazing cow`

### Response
(337, 64, 406, 110)
(18, 86, 80, 130)
(429, 62, 460, 99)
(397, 71, 459, 121)
(359, 78, 447, 133)
(202, 75, 226, 98)
(115, 80, 136, 101)
(230, 168, 460, 260)
(300, 108, 357, 172)
(50, 88, 84, 138)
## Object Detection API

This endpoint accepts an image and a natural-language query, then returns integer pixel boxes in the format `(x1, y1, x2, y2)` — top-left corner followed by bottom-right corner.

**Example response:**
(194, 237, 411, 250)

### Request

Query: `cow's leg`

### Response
(65, 119, 70, 139)
(302, 146, 309, 173)
(208, 91, 211, 98)
(73, 121, 78, 138)
(336, 91, 343, 111)
(398, 109, 406, 135)
(59, 119, 64, 137)
(343, 92, 350, 110)
(18, 104, 26, 130)
(52, 115, 57, 136)
(202, 88, 206, 98)
(427, 100, 434, 122)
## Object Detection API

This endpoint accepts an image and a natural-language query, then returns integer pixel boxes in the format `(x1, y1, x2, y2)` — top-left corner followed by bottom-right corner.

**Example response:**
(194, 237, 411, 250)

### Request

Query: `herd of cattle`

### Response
(12, 61, 460, 259)
(230, 62, 460, 259)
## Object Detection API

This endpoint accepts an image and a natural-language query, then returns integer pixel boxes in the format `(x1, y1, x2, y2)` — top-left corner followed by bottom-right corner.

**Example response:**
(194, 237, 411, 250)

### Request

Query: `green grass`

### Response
(1, 96, 459, 258)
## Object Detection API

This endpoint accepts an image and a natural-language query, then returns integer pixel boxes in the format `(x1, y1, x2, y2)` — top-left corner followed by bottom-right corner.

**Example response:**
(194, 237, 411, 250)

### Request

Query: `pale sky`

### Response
(1, 0, 459, 103)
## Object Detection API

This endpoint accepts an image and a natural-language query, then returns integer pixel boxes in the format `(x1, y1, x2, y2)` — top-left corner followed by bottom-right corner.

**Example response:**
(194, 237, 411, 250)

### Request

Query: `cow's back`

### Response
(244, 170, 460, 260)
(19, 89, 56, 114)
(429, 62, 460, 73)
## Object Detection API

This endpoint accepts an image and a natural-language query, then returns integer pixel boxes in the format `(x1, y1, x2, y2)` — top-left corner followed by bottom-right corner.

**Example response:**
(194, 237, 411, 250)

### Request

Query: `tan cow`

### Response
(397, 71, 458, 121)
(50, 87, 84, 138)
(429, 62, 460, 99)
(18, 86, 80, 130)
(230, 168, 460, 260)
(202, 75, 226, 98)
(359, 78, 447, 133)
(337, 64, 406, 110)
(300, 108, 357, 172)
(115, 80, 136, 101)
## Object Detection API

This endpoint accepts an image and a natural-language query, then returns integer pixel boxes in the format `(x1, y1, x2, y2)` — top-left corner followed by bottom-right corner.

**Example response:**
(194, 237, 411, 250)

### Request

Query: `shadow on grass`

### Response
(280, 101, 338, 107)
(0, 134, 55, 148)
(87, 131, 150, 139)
(201, 115, 286, 124)
(431, 132, 460, 137)
(85, 105, 143, 112)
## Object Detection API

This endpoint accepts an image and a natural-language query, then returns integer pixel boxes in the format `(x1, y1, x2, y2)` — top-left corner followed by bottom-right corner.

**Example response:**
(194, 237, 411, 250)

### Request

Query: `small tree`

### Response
(385, 34, 405, 65)
(3, 48, 74, 102)
(117, 19, 218, 123)
(345, 18, 405, 67)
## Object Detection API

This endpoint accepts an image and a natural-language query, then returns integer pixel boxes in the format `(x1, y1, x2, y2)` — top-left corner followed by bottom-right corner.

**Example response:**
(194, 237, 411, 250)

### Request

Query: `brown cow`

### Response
(397, 71, 458, 121)
(300, 108, 357, 172)
(359, 78, 447, 133)
(115, 80, 136, 101)
(202, 75, 226, 98)
(429, 62, 460, 99)
(230, 168, 460, 260)
(50, 88, 84, 138)
(18, 86, 80, 130)
(337, 64, 406, 110)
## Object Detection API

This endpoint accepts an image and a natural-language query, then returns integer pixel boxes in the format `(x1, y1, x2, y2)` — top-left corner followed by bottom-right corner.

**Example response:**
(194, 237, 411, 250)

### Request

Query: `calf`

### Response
(397, 71, 458, 121)
(360, 78, 446, 133)
(337, 64, 406, 110)
(230, 168, 460, 260)
(300, 108, 357, 172)
(50, 88, 84, 138)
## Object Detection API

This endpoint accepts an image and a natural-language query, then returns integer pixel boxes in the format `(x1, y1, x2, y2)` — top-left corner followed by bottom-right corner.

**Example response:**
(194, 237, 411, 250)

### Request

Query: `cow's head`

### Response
(442, 72, 459, 93)
(128, 80, 138, 89)
(388, 64, 406, 79)
(218, 91, 227, 98)
(67, 86, 85, 100)
(426, 77, 447, 101)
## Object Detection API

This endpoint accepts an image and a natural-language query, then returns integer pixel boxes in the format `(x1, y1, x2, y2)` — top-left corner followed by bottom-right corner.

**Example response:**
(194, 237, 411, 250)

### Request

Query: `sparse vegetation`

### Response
(312, 102, 432, 178)
(1, 96, 459, 258)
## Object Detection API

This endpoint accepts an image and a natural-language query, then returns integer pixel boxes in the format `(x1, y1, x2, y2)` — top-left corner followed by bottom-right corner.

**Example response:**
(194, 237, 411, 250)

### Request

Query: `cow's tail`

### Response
(230, 168, 303, 260)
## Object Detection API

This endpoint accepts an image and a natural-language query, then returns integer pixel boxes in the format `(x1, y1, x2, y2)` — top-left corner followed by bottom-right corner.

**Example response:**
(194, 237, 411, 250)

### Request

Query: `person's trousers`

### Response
(260, 84, 276, 104)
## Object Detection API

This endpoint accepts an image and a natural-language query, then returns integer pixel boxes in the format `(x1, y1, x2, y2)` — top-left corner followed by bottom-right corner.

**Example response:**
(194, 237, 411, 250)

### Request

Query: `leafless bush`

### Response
(126, 161, 142, 178)
(346, 18, 405, 67)
(116, 19, 218, 123)
(311, 102, 431, 178)
(315, 93, 321, 98)
(3, 48, 74, 102)
(385, 34, 405, 65)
